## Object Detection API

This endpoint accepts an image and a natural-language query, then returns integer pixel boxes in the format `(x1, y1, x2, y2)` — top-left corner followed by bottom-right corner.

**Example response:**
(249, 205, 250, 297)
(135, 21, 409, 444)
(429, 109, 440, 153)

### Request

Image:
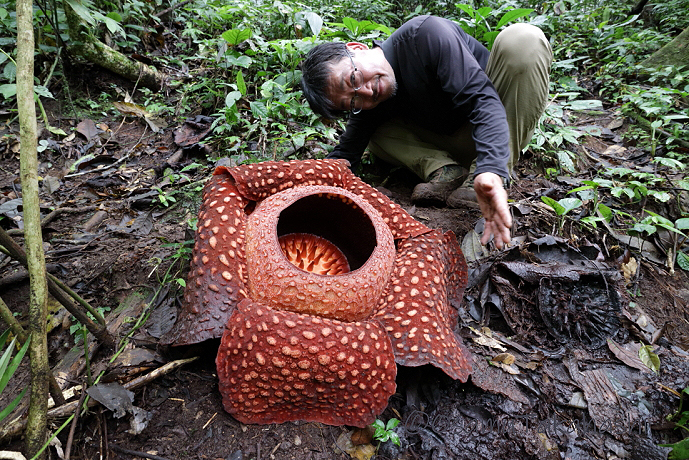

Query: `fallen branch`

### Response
(6, 206, 98, 237)
(0, 228, 115, 348)
(0, 357, 199, 441)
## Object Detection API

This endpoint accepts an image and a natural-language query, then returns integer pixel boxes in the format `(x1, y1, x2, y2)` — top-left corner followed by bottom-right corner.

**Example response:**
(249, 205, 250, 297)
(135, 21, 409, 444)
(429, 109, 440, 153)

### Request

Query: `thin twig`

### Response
(63, 387, 88, 460)
(0, 357, 200, 442)
(110, 445, 171, 460)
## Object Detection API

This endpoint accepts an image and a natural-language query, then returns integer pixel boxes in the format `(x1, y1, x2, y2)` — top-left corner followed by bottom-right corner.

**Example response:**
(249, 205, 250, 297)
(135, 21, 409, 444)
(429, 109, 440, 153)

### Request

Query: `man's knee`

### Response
(493, 23, 552, 73)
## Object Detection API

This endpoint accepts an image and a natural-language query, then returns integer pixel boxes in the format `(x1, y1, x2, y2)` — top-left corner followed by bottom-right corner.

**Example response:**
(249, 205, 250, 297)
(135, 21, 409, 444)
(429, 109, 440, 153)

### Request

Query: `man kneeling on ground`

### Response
(300, 15, 553, 248)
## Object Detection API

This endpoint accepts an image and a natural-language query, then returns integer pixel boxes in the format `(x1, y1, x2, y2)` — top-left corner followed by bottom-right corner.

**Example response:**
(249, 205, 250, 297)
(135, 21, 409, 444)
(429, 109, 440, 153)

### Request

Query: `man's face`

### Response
(326, 43, 397, 113)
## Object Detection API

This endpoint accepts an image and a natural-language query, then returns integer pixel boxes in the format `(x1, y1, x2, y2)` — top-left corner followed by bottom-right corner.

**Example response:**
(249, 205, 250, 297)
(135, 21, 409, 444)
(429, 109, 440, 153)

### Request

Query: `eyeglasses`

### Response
(346, 51, 364, 114)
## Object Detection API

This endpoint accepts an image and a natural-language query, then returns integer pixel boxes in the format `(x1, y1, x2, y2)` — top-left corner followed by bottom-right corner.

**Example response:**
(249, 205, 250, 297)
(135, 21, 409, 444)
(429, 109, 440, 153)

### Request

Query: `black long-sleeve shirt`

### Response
(326, 15, 510, 179)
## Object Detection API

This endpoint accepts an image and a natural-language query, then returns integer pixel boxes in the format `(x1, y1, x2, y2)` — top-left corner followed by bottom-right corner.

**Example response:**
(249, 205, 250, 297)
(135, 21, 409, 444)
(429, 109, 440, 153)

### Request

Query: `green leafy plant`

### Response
(454, 4, 533, 48)
(541, 196, 583, 233)
(372, 417, 401, 446)
(659, 387, 689, 459)
(0, 330, 31, 424)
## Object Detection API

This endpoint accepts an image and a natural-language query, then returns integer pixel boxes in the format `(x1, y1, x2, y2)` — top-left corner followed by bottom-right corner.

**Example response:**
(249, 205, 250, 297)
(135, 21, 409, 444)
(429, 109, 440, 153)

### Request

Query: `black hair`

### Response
(300, 42, 350, 120)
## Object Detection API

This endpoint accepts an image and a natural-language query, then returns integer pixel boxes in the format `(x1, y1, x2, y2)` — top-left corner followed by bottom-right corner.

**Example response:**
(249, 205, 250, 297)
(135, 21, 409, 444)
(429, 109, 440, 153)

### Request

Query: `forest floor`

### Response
(0, 65, 688, 460)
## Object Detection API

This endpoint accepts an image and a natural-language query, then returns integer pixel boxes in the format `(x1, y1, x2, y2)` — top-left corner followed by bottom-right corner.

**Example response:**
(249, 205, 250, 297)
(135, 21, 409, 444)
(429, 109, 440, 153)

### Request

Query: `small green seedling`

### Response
(541, 196, 583, 233)
(372, 418, 401, 446)
(659, 387, 689, 459)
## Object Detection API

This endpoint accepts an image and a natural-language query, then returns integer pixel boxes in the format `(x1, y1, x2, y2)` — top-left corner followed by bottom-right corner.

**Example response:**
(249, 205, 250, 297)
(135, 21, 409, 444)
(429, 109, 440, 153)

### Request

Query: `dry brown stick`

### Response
(6, 206, 98, 237)
(0, 356, 199, 442)
(63, 387, 88, 460)
(110, 445, 171, 460)
(0, 228, 114, 348)
(0, 263, 60, 288)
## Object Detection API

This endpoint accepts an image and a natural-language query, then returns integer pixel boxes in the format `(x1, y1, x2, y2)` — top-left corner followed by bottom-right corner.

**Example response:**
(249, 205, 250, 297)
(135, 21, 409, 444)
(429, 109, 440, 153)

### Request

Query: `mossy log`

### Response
(64, 0, 162, 90)
(641, 25, 689, 69)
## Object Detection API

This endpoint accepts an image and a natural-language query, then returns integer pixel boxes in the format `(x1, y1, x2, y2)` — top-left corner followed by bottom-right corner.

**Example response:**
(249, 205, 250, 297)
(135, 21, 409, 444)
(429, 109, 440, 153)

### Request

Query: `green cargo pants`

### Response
(368, 23, 553, 182)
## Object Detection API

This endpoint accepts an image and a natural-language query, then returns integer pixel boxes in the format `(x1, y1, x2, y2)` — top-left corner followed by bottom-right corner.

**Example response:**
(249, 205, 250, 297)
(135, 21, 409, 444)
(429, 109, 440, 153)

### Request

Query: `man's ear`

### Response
(345, 42, 369, 51)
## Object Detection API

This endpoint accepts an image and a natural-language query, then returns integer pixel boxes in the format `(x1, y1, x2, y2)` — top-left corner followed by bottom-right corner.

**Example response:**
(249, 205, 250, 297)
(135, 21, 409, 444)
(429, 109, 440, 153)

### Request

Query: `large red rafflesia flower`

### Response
(165, 159, 471, 427)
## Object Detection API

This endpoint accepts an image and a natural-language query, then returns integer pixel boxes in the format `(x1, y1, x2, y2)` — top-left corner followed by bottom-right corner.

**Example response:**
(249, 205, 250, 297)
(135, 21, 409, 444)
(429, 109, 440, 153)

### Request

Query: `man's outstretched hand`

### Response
(473, 172, 512, 248)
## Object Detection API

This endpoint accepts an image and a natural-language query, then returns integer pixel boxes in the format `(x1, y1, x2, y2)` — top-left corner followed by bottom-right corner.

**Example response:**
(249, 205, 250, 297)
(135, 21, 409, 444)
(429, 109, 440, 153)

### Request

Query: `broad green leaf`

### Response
(386, 418, 400, 430)
(580, 216, 605, 228)
(65, 0, 96, 25)
(0, 83, 15, 99)
(559, 197, 582, 214)
(676, 252, 689, 271)
(250, 101, 268, 118)
(630, 223, 656, 235)
(342, 17, 358, 33)
(496, 8, 534, 28)
(0, 53, 7, 66)
(106, 11, 122, 22)
(456, 4, 477, 19)
(34, 85, 53, 99)
(638, 344, 660, 373)
(389, 432, 401, 446)
(541, 196, 565, 215)
(653, 157, 685, 170)
(303, 11, 323, 37)
(567, 99, 603, 111)
(649, 190, 672, 202)
(675, 218, 689, 230)
(225, 90, 242, 108)
(568, 185, 594, 194)
(102, 16, 121, 34)
(3, 61, 16, 83)
(596, 203, 612, 221)
(221, 28, 251, 45)
(236, 70, 246, 96)
(225, 54, 252, 68)
(556, 150, 576, 172)
(659, 437, 689, 460)
(476, 6, 492, 18)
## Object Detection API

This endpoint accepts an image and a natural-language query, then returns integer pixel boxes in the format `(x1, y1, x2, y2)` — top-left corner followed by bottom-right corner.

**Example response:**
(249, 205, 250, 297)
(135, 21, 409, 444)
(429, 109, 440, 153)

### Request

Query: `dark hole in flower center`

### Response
(276, 193, 378, 272)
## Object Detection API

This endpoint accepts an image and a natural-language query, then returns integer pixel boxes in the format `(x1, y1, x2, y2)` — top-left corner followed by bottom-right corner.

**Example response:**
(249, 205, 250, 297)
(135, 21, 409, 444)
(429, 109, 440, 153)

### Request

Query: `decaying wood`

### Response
(63, 0, 162, 90)
(641, 25, 689, 68)
(0, 357, 199, 442)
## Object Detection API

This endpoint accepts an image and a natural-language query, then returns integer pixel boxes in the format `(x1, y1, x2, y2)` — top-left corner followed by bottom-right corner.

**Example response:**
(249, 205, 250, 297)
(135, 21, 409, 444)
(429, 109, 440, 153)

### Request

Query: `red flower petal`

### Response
(216, 299, 397, 427)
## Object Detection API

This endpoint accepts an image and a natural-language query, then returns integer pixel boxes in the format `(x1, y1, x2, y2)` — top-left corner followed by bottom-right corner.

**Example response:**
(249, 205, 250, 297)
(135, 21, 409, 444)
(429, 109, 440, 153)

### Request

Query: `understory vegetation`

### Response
(1, 0, 688, 260)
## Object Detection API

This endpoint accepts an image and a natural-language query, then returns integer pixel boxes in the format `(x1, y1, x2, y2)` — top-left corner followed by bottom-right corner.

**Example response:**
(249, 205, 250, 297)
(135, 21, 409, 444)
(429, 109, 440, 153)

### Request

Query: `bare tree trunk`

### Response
(17, 0, 50, 455)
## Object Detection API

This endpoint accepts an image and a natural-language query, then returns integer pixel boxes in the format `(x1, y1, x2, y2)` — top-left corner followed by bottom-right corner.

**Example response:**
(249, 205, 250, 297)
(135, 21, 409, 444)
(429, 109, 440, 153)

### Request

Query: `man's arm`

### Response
(326, 111, 381, 168)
